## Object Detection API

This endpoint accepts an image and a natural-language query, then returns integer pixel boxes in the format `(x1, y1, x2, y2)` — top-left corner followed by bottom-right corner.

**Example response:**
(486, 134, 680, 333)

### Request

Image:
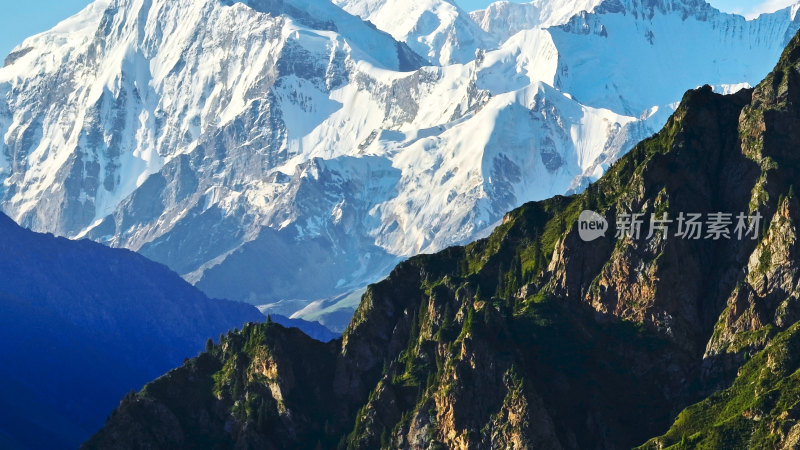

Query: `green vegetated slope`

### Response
(639, 322, 800, 449)
(86, 29, 800, 450)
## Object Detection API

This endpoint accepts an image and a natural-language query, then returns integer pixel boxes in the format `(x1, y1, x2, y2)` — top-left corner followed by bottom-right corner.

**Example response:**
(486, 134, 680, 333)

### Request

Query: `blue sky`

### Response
(1, 0, 93, 59)
(1, 0, 797, 60)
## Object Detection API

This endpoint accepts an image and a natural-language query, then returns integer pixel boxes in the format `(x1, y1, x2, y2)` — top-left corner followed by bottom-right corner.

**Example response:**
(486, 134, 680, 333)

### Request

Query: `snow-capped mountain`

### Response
(470, 0, 605, 41)
(552, 0, 800, 114)
(1, 0, 799, 322)
(333, 0, 498, 65)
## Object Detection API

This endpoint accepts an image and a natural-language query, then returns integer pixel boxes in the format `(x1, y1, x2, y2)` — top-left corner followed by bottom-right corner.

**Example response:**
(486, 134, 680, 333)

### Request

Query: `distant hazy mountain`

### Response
(267, 314, 339, 342)
(0, 212, 265, 448)
(1, 0, 799, 325)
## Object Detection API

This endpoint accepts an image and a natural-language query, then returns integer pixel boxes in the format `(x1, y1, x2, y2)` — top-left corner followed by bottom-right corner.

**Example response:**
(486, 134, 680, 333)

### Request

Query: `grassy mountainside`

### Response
(640, 321, 800, 448)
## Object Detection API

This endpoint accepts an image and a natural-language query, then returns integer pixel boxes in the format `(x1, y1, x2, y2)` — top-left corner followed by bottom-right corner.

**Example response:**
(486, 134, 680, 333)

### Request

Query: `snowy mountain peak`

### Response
(333, 0, 497, 64)
(592, 0, 718, 19)
(233, 0, 423, 67)
(470, 0, 605, 42)
(471, 0, 788, 45)
(0, 0, 422, 234)
(592, 0, 800, 22)
(549, 0, 800, 115)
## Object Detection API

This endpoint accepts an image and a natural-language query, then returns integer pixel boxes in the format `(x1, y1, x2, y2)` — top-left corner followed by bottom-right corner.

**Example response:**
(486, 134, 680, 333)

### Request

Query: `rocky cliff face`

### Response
(86, 29, 800, 449)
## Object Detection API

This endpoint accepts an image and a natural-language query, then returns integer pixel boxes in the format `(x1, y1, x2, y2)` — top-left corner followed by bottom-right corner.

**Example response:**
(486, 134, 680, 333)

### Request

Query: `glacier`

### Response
(1, 0, 799, 329)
